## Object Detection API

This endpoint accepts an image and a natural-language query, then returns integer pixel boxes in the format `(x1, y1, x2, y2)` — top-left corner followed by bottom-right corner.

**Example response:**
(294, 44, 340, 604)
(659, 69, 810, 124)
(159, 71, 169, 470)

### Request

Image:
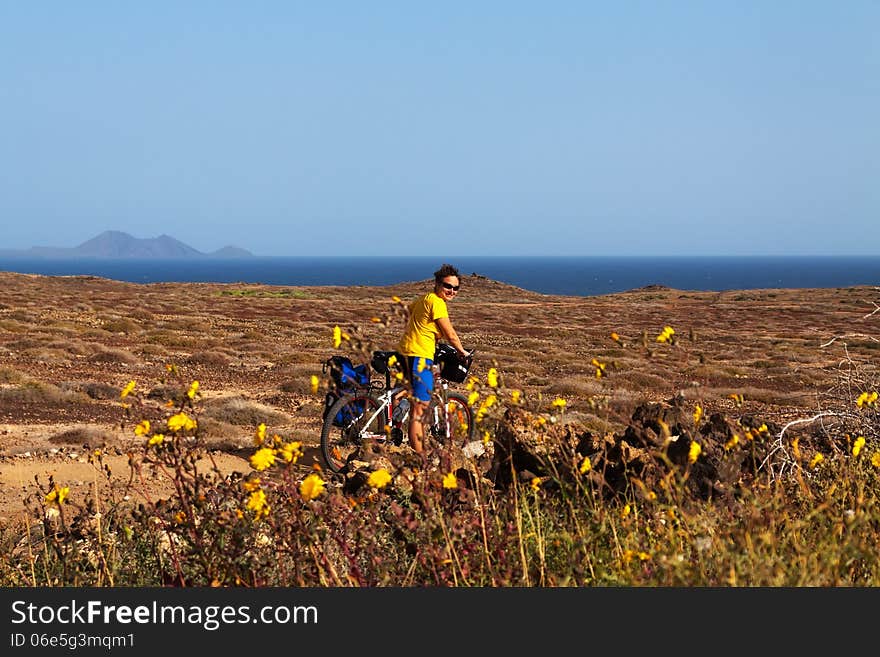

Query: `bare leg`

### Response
(408, 399, 429, 454)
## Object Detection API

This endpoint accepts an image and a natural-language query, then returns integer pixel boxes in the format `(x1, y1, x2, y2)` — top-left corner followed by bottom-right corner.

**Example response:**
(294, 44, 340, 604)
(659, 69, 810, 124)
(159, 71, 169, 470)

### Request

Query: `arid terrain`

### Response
(1, 270, 877, 529)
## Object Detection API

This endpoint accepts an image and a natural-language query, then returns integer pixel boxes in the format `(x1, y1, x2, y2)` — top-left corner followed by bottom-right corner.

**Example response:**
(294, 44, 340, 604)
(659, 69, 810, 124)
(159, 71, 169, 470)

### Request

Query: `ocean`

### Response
(0, 255, 878, 297)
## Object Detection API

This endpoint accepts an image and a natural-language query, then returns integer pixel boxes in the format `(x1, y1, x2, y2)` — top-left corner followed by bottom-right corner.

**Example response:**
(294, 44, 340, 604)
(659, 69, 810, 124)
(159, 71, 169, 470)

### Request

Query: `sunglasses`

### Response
(440, 282, 461, 291)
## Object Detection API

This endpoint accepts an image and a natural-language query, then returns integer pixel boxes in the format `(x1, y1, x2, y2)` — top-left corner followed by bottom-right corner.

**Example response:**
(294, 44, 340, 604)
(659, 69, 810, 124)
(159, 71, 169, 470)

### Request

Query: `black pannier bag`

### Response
(433, 342, 472, 383)
(322, 355, 370, 426)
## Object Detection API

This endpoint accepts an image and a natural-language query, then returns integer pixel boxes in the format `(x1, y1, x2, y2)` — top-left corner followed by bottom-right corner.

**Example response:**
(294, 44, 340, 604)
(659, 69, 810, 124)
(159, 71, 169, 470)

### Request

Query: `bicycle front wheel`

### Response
(320, 392, 386, 473)
(428, 391, 475, 448)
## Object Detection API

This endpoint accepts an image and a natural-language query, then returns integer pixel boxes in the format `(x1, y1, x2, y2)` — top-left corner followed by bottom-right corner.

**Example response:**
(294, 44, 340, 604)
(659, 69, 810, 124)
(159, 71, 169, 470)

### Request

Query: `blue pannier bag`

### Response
(322, 355, 370, 426)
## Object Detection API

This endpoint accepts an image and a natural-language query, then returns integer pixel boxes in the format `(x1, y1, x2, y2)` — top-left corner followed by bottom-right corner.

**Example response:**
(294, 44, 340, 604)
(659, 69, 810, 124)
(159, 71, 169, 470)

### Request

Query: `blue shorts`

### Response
(406, 356, 434, 402)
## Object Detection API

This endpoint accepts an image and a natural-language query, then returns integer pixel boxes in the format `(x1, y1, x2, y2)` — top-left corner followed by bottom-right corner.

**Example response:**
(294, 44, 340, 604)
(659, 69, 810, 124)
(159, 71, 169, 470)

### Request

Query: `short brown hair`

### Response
(434, 263, 460, 284)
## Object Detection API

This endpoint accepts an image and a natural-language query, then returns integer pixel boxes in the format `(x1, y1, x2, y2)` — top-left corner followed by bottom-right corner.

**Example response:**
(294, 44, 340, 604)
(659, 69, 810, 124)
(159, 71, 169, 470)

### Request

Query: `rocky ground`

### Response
(0, 270, 877, 528)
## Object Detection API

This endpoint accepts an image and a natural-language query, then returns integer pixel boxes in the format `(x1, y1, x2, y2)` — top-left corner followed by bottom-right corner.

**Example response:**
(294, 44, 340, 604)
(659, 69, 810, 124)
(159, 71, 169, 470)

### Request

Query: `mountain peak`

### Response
(12, 232, 254, 258)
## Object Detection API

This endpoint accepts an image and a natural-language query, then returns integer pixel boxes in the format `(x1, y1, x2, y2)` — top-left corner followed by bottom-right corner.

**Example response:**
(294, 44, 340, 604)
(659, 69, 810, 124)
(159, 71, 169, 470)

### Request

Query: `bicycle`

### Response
(320, 344, 476, 473)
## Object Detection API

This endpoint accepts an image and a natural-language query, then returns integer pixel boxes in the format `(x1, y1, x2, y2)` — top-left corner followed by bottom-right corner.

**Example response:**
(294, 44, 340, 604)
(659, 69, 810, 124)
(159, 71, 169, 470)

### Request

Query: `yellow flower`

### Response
(724, 434, 740, 451)
(148, 433, 165, 447)
(120, 380, 136, 399)
(579, 455, 592, 474)
(310, 375, 319, 395)
(467, 391, 480, 406)
(391, 295, 401, 303)
(134, 420, 150, 436)
(167, 412, 197, 433)
(388, 354, 398, 368)
(300, 474, 326, 501)
(809, 453, 824, 469)
(250, 447, 276, 471)
(853, 436, 866, 458)
(621, 504, 631, 518)
(442, 472, 458, 489)
(332, 325, 342, 349)
(510, 389, 521, 404)
(45, 485, 70, 505)
(551, 397, 567, 409)
(278, 441, 302, 464)
(530, 477, 543, 491)
(484, 394, 497, 408)
(246, 489, 269, 519)
(242, 477, 262, 492)
(254, 423, 267, 445)
(487, 368, 498, 388)
(872, 453, 880, 468)
(187, 380, 199, 400)
(656, 326, 675, 343)
(693, 404, 703, 426)
(367, 469, 392, 489)
(856, 391, 878, 408)
(688, 441, 702, 463)
(482, 429, 491, 445)
(610, 332, 620, 342)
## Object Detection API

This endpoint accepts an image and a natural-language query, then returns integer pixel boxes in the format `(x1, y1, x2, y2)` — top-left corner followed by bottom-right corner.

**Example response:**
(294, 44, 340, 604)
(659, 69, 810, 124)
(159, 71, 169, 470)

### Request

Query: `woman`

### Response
(397, 263, 469, 454)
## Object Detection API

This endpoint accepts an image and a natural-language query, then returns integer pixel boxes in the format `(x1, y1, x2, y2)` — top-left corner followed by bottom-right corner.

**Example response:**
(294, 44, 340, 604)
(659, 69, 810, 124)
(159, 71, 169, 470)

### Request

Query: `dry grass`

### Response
(202, 396, 292, 427)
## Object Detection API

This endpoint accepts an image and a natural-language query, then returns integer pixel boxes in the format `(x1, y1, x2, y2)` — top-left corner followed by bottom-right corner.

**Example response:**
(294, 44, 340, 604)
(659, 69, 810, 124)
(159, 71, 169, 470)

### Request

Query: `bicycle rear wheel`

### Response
(320, 392, 386, 473)
(428, 391, 475, 448)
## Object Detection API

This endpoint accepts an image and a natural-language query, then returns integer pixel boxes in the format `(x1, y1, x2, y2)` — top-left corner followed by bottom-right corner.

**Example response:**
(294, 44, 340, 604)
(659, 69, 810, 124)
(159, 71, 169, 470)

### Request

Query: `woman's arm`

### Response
(435, 316, 467, 356)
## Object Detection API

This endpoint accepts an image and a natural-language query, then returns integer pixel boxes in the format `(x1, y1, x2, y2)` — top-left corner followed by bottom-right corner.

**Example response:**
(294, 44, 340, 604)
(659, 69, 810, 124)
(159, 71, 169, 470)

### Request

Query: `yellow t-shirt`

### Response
(397, 292, 448, 360)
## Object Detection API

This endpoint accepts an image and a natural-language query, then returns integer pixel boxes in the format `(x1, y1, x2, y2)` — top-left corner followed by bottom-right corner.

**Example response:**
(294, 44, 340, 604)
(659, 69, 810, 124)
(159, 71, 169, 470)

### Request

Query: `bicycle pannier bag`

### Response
(434, 342, 472, 384)
(322, 355, 370, 426)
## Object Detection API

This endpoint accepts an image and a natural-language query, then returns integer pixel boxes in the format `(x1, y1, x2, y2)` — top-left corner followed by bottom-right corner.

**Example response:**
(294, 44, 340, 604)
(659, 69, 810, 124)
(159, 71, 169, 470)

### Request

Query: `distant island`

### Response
(0, 231, 254, 259)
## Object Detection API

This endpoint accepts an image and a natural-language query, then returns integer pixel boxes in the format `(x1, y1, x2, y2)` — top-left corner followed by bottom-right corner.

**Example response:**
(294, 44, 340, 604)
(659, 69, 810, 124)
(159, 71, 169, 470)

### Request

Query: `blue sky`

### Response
(1, 2, 877, 256)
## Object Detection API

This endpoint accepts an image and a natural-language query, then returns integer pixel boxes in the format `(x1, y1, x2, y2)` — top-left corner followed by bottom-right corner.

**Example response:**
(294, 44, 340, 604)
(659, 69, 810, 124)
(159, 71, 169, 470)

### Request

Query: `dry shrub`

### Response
(614, 370, 673, 391)
(6, 310, 36, 322)
(681, 386, 811, 407)
(46, 339, 90, 355)
(128, 308, 154, 322)
(277, 351, 320, 365)
(49, 426, 113, 447)
(197, 417, 248, 444)
(187, 350, 231, 367)
(0, 319, 28, 333)
(0, 366, 25, 384)
(202, 396, 291, 427)
(145, 330, 201, 348)
(294, 400, 325, 419)
(545, 377, 604, 397)
(278, 379, 311, 394)
(139, 344, 169, 357)
(0, 381, 86, 405)
(146, 384, 184, 404)
(59, 381, 120, 400)
(100, 316, 141, 334)
(157, 318, 212, 332)
(7, 337, 47, 351)
(88, 348, 140, 365)
(25, 348, 73, 363)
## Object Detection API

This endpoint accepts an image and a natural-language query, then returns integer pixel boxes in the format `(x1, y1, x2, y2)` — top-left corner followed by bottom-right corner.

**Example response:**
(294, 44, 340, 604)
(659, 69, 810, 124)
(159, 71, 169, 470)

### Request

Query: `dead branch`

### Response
(820, 334, 879, 348)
